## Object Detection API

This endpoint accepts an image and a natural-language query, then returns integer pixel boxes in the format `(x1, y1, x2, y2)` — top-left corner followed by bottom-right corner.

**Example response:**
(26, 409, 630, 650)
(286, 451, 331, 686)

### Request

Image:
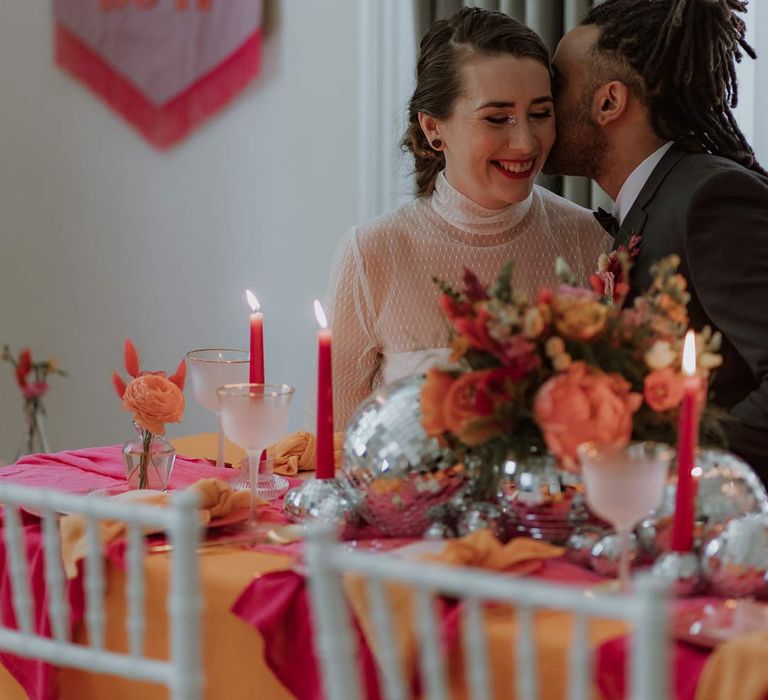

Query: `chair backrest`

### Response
(305, 526, 670, 700)
(0, 483, 203, 700)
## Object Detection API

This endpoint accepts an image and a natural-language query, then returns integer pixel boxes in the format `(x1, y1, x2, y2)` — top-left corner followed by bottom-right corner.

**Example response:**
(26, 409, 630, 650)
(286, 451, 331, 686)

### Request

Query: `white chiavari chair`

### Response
(305, 526, 670, 700)
(0, 483, 204, 700)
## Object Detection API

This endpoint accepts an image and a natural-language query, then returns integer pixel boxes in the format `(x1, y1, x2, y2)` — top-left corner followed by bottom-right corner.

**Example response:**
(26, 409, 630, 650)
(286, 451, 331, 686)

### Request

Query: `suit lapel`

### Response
(613, 144, 688, 249)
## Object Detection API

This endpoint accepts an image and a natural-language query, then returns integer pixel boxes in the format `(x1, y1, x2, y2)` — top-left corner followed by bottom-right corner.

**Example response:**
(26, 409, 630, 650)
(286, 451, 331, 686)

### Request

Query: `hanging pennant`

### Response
(53, 0, 263, 149)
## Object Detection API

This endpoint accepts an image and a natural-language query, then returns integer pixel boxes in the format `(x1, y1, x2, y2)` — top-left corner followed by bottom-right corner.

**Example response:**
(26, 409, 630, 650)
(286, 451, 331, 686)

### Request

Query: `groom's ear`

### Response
(592, 80, 630, 127)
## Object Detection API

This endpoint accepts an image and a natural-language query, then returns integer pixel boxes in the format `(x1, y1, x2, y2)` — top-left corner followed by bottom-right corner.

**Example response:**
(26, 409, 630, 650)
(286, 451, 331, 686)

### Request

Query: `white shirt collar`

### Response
(613, 142, 674, 225)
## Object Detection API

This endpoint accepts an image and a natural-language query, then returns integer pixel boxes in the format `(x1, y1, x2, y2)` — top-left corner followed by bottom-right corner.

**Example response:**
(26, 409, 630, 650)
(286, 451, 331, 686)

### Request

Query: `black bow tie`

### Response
(593, 207, 620, 237)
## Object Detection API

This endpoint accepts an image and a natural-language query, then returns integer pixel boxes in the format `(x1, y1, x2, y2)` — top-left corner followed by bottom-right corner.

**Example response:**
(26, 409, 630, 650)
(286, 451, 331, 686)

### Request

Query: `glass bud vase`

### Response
(122, 427, 176, 491)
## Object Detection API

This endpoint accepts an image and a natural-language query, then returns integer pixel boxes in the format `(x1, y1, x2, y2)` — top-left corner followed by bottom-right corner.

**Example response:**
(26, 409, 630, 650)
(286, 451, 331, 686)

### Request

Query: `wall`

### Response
(0, 0, 360, 458)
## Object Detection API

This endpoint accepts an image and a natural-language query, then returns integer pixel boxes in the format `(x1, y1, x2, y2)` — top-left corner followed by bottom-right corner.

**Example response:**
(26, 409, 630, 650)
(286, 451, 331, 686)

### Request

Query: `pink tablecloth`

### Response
(0, 445, 237, 700)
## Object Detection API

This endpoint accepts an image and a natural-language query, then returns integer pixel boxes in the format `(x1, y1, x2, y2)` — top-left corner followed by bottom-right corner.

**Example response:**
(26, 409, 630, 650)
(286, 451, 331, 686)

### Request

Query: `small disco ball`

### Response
(566, 526, 607, 568)
(338, 375, 466, 538)
(589, 532, 639, 577)
(701, 514, 768, 598)
(643, 449, 768, 552)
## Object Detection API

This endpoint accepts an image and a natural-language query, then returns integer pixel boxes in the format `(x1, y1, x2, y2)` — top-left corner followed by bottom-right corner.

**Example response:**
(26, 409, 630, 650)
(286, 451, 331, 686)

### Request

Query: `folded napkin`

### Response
(695, 630, 768, 700)
(59, 478, 253, 578)
(345, 531, 564, 689)
(432, 529, 564, 572)
(267, 431, 344, 477)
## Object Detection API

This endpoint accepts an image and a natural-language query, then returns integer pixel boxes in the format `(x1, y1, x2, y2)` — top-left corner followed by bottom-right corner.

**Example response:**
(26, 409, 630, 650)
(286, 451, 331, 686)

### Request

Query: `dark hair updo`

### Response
(402, 7, 550, 197)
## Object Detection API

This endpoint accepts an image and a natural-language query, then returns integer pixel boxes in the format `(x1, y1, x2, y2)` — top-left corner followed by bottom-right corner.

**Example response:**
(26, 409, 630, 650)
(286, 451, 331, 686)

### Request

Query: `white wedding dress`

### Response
(326, 172, 610, 430)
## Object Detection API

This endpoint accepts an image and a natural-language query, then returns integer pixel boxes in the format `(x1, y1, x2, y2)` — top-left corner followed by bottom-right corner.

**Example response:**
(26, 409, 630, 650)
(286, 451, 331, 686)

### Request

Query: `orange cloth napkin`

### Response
(432, 529, 564, 573)
(345, 531, 564, 688)
(59, 479, 253, 578)
(695, 631, 768, 700)
(266, 431, 344, 477)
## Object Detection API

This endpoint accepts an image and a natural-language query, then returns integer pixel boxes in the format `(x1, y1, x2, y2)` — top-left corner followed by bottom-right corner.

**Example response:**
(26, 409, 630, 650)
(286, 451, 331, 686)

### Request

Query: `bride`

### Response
(327, 7, 609, 430)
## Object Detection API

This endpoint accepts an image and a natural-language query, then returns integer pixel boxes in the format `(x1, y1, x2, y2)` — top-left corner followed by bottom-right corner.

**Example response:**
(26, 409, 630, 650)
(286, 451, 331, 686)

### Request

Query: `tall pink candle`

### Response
(671, 330, 700, 553)
(246, 290, 264, 384)
(314, 300, 334, 479)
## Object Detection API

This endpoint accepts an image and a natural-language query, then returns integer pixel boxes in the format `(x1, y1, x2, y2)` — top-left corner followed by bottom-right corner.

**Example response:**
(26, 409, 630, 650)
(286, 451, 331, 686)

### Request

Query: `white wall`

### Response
(0, 0, 360, 458)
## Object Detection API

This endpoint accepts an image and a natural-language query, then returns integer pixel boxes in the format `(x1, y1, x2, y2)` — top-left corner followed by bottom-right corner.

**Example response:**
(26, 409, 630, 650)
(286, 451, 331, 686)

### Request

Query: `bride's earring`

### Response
(431, 138, 443, 150)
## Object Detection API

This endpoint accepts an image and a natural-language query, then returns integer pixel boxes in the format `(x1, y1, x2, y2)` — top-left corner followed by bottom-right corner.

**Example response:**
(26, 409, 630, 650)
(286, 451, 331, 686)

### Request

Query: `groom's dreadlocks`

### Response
(583, 0, 765, 175)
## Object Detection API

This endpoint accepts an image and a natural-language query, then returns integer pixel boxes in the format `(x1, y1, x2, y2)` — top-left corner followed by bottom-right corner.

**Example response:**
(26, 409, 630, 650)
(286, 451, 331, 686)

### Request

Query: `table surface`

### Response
(0, 446, 717, 700)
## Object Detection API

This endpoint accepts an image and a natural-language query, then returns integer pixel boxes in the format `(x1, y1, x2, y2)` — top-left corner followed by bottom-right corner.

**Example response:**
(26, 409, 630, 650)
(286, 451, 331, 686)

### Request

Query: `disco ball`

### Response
(338, 375, 465, 538)
(701, 514, 768, 598)
(643, 449, 768, 550)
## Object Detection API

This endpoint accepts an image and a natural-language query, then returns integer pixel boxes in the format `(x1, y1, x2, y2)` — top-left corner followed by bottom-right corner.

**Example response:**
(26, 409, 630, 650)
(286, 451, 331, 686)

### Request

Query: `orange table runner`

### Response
(0, 547, 296, 700)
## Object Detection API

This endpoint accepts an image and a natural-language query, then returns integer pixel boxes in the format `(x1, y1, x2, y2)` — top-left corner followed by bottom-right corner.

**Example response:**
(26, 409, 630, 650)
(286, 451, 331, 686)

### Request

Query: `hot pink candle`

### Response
(314, 300, 334, 479)
(246, 290, 264, 384)
(671, 330, 700, 552)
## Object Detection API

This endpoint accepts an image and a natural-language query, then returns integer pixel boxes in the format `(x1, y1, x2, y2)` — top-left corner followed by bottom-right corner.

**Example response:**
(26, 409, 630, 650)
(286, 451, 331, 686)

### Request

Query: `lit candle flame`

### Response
(314, 300, 328, 329)
(246, 289, 260, 313)
(682, 329, 697, 377)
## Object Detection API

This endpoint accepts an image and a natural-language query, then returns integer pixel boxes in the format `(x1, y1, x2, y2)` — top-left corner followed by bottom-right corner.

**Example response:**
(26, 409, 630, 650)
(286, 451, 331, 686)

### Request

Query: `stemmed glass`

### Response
(578, 442, 673, 591)
(185, 349, 249, 469)
(217, 384, 294, 527)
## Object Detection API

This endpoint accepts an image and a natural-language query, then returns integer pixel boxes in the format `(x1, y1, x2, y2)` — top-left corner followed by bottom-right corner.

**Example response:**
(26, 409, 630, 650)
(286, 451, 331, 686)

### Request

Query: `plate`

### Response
(673, 599, 768, 649)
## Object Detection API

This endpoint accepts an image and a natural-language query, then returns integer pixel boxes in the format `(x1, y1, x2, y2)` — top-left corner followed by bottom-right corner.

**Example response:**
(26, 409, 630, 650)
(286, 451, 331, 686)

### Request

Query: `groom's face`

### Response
(544, 26, 607, 179)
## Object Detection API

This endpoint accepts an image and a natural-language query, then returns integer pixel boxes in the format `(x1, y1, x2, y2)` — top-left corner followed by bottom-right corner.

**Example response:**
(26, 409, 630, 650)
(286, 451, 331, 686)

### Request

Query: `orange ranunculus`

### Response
(420, 368, 455, 437)
(533, 362, 642, 468)
(551, 292, 608, 341)
(443, 370, 503, 446)
(644, 368, 685, 412)
(122, 374, 185, 435)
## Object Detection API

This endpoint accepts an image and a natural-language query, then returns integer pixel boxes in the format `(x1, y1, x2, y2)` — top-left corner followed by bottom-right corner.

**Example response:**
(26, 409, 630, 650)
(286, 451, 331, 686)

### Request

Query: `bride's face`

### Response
(437, 54, 555, 209)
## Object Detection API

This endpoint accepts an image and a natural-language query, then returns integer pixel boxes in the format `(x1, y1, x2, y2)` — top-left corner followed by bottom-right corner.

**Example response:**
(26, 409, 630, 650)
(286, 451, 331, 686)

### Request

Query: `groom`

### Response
(544, 0, 768, 476)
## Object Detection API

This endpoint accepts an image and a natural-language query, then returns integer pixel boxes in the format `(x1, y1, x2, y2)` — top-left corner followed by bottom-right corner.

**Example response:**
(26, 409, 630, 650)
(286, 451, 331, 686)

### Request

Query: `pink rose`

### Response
(643, 368, 685, 412)
(122, 374, 185, 435)
(533, 362, 642, 469)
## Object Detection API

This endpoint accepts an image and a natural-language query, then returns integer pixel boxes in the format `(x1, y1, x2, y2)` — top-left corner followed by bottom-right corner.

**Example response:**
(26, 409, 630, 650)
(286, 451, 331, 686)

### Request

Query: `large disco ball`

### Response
(338, 375, 465, 537)
(701, 514, 768, 598)
(645, 449, 768, 550)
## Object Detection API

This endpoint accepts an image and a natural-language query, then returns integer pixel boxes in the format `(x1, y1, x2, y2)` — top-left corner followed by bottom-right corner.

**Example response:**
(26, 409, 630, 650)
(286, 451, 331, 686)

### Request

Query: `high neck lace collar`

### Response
(431, 171, 533, 235)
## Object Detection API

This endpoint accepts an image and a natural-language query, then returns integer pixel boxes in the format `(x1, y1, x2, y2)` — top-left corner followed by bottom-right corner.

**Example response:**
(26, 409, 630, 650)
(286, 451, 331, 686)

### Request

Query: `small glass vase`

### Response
(14, 399, 51, 461)
(122, 427, 176, 491)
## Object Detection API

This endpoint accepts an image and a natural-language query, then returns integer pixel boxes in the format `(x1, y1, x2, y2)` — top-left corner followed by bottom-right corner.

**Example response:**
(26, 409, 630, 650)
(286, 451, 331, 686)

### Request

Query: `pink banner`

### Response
(53, 0, 262, 148)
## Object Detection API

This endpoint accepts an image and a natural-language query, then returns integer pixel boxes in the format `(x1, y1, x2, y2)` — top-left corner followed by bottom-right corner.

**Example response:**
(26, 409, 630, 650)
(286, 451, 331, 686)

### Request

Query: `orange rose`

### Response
(643, 368, 685, 412)
(552, 292, 608, 341)
(533, 362, 642, 468)
(443, 370, 503, 446)
(420, 368, 455, 437)
(122, 374, 185, 435)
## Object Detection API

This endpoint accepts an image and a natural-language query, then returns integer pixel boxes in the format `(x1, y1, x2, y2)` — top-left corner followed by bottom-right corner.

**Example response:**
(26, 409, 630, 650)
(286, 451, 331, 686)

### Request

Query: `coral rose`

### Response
(420, 368, 455, 437)
(443, 370, 504, 447)
(552, 289, 608, 341)
(643, 368, 685, 412)
(122, 374, 185, 435)
(533, 362, 642, 469)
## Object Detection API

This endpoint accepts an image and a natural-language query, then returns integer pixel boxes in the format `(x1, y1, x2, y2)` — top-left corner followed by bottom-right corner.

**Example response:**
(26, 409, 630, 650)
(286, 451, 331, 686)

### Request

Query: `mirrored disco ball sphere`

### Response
(338, 375, 465, 538)
(701, 514, 768, 598)
(649, 450, 768, 542)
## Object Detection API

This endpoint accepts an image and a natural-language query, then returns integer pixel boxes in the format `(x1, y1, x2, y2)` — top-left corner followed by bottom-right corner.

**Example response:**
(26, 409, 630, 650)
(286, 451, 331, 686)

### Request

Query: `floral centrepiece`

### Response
(113, 339, 186, 489)
(2, 345, 67, 457)
(421, 251, 725, 492)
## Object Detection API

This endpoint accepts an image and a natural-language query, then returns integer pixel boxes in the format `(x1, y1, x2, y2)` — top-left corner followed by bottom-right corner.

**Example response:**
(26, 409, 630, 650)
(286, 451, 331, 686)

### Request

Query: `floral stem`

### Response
(139, 429, 153, 489)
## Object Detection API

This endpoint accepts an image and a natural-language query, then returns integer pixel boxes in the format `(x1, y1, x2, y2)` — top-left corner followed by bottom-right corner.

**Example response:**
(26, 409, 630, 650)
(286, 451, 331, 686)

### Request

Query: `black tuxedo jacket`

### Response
(613, 144, 768, 475)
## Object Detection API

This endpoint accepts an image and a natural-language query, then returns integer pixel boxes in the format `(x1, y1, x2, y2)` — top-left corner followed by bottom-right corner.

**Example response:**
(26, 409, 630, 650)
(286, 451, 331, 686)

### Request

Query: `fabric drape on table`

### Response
(413, 0, 612, 211)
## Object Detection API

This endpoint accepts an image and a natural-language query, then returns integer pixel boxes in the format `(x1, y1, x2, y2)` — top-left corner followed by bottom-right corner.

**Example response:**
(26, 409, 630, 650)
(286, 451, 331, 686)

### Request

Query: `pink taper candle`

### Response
(671, 330, 700, 552)
(246, 290, 264, 384)
(314, 300, 335, 479)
